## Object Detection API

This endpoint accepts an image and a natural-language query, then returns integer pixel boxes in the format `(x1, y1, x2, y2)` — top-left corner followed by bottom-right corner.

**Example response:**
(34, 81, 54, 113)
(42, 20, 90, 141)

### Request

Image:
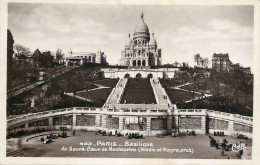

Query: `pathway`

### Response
(64, 92, 93, 102)
(76, 86, 110, 94)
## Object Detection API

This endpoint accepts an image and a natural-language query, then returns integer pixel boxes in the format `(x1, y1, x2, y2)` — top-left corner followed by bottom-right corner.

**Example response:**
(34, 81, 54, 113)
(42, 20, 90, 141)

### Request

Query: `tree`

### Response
(50, 51, 55, 57)
(194, 54, 201, 67)
(203, 58, 210, 68)
(14, 44, 31, 56)
(221, 70, 246, 113)
(241, 80, 253, 110)
(56, 49, 64, 63)
(200, 57, 204, 68)
(182, 62, 189, 68)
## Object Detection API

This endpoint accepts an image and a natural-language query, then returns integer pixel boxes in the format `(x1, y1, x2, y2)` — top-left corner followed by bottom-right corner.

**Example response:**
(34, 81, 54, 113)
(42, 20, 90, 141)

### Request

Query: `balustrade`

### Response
(7, 107, 253, 129)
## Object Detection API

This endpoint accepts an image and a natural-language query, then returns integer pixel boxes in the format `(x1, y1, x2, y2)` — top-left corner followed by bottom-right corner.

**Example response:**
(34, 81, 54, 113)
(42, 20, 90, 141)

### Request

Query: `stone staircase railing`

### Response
(117, 78, 128, 103)
(149, 78, 159, 104)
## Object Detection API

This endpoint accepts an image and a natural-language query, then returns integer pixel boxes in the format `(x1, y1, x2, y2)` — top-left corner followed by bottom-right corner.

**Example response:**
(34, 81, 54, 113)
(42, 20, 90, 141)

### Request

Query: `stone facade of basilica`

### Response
(120, 13, 162, 67)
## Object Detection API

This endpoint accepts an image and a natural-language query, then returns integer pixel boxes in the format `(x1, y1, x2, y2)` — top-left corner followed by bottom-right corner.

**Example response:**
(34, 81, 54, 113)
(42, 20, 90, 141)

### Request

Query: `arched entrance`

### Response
(147, 73, 153, 79)
(133, 60, 136, 66)
(149, 58, 153, 66)
(124, 73, 130, 78)
(138, 60, 141, 66)
(142, 60, 146, 66)
(136, 73, 142, 78)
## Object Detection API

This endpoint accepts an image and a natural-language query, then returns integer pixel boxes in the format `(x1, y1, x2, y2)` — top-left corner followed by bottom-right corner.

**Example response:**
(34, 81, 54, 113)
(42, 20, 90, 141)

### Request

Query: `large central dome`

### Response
(134, 12, 149, 33)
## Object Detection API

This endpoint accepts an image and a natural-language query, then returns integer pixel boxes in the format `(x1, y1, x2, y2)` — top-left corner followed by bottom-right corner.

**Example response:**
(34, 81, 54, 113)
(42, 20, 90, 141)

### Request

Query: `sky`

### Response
(8, 4, 254, 69)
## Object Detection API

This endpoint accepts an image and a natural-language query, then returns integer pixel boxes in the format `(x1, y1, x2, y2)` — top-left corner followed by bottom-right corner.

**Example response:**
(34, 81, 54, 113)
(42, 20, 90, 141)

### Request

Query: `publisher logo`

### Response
(232, 143, 246, 152)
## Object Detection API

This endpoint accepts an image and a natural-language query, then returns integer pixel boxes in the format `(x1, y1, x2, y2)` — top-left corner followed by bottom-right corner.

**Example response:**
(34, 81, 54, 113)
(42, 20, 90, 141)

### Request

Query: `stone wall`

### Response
(29, 119, 49, 127)
(76, 115, 95, 126)
(7, 108, 253, 137)
(106, 116, 119, 129)
(53, 115, 73, 125)
(151, 118, 167, 130)
(179, 117, 201, 129)
(234, 123, 252, 133)
(209, 118, 228, 130)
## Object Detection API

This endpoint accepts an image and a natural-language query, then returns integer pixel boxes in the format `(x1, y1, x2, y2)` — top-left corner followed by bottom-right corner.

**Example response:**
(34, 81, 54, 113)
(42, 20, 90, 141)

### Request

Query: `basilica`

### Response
(120, 13, 162, 67)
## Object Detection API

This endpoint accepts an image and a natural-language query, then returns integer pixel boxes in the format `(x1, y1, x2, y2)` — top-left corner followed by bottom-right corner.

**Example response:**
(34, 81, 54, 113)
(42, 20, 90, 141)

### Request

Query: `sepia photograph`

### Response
(2, 0, 259, 164)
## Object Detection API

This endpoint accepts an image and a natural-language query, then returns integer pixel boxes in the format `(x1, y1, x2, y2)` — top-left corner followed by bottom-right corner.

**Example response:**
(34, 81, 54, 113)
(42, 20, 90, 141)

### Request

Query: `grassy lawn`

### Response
(94, 78, 119, 87)
(160, 79, 184, 88)
(165, 89, 202, 104)
(120, 78, 156, 104)
(76, 88, 112, 102)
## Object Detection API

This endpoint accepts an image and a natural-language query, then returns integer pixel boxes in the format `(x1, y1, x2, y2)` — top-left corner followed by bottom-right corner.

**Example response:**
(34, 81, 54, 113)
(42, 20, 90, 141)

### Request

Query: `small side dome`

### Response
(126, 32, 133, 47)
(149, 32, 157, 46)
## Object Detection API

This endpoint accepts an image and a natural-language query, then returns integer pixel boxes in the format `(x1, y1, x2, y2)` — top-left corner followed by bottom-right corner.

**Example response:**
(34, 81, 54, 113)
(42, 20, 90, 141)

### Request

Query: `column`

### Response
(174, 116, 179, 132)
(72, 114, 77, 127)
(228, 120, 234, 132)
(48, 116, 53, 126)
(102, 115, 107, 130)
(167, 116, 172, 134)
(95, 115, 101, 127)
(119, 116, 124, 131)
(146, 117, 151, 131)
(201, 116, 206, 131)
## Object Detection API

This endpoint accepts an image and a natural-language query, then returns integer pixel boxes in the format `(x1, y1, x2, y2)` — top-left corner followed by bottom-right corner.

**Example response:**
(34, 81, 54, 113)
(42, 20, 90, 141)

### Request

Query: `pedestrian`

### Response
(221, 148, 225, 156)
(239, 149, 243, 157)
